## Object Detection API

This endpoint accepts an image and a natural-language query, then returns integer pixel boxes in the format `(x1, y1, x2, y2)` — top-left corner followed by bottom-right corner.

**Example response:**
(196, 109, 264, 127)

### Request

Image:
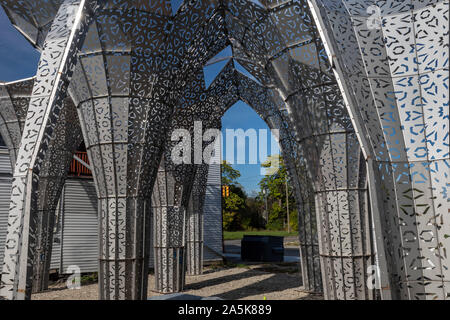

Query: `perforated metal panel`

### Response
(311, 0, 450, 300)
(1, 0, 447, 301)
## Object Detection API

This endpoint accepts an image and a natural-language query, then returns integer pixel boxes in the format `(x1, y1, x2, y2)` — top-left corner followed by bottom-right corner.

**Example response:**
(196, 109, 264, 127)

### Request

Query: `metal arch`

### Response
(235, 70, 324, 293)
(32, 96, 84, 293)
(0, 0, 372, 301)
(0, 77, 35, 170)
(195, 58, 323, 294)
(0, 0, 102, 300)
(224, 0, 376, 299)
(1, 0, 447, 301)
(0, 77, 84, 294)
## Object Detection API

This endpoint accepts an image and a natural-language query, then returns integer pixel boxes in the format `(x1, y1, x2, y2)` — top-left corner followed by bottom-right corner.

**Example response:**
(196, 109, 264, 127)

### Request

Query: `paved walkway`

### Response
(33, 265, 322, 300)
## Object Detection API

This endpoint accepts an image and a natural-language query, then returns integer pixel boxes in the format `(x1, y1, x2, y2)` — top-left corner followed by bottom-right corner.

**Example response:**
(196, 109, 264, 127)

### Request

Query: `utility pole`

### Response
(263, 188, 268, 225)
(286, 177, 290, 233)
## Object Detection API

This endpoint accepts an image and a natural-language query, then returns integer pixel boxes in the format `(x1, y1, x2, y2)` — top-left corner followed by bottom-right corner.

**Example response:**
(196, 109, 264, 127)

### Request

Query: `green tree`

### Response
(289, 209, 299, 232)
(221, 161, 269, 231)
(221, 160, 241, 185)
(221, 161, 247, 231)
(243, 197, 265, 230)
(222, 192, 246, 231)
(258, 155, 298, 231)
(267, 202, 284, 230)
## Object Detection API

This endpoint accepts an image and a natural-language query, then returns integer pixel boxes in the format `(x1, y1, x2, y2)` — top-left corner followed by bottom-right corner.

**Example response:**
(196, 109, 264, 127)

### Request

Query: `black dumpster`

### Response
(241, 235, 284, 262)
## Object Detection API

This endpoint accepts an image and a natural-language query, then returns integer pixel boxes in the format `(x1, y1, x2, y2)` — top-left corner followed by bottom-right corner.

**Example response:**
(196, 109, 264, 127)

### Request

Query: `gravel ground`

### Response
(32, 264, 323, 300)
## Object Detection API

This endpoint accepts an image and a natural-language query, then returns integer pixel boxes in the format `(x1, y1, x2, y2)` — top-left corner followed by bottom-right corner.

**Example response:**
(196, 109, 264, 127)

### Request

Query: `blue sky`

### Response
(0, 7, 279, 195)
(221, 103, 280, 196)
(0, 8, 39, 81)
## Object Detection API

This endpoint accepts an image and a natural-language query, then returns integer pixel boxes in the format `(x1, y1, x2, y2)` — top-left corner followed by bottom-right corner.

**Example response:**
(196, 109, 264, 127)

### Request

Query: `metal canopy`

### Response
(0, 0, 447, 300)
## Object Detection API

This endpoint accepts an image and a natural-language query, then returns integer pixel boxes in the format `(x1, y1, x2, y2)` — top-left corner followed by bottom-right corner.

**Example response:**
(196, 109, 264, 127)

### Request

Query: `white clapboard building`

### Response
(0, 145, 223, 274)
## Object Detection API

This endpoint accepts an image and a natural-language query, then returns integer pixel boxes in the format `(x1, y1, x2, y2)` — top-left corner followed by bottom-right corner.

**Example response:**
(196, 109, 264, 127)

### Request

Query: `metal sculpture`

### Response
(151, 70, 205, 293)
(186, 164, 208, 276)
(0, 0, 101, 300)
(224, 0, 376, 299)
(183, 61, 240, 278)
(0, 77, 83, 295)
(0, 0, 447, 301)
(0, 78, 35, 169)
(310, 0, 450, 300)
(235, 69, 324, 293)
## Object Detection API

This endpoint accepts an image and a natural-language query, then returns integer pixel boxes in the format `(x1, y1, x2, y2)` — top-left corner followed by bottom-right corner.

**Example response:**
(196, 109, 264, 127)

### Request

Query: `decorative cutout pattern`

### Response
(226, 0, 375, 299)
(2, 0, 446, 301)
(312, 0, 450, 300)
(0, 0, 99, 300)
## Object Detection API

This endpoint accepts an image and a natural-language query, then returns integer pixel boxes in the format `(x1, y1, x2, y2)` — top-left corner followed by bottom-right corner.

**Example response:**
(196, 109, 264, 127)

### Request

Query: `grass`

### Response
(80, 273, 98, 285)
(223, 230, 298, 241)
(224, 262, 251, 269)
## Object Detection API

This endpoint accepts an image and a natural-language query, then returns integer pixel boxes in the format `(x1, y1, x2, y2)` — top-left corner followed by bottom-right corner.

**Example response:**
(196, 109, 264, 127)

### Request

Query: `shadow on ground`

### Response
(185, 263, 321, 300)
(215, 271, 301, 300)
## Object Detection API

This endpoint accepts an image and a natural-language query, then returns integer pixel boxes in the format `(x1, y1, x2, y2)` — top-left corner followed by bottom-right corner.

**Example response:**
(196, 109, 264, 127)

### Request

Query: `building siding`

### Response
(203, 162, 223, 261)
(50, 179, 98, 273)
(0, 149, 223, 273)
(0, 149, 12, 265)
(0, 177, 11, 265)
(0, 149, 11, 175)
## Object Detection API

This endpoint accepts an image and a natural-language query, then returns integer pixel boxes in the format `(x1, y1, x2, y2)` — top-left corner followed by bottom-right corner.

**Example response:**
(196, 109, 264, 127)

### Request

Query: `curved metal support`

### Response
(0, 78, 83, 293)
(0, 0, 99, 300)
(152, 155, 191, 293)
(185, 164, 208, 276)
(32, 97, 83, 293)
(0, 78, 35, 169)
(310, 0, 450, 300)
(236, 71, 323, 293)
(3, 0, 443, 301)
(225, 0, 376, 299)
(69, 3, 186, 299)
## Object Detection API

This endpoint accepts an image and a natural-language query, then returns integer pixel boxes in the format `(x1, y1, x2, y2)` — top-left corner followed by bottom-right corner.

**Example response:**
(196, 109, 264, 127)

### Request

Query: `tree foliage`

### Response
(258, 155, 298, 231)
(221, 161, 241, 185)
(221, 161, 264, 231)
(221, 157, 301, 232)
